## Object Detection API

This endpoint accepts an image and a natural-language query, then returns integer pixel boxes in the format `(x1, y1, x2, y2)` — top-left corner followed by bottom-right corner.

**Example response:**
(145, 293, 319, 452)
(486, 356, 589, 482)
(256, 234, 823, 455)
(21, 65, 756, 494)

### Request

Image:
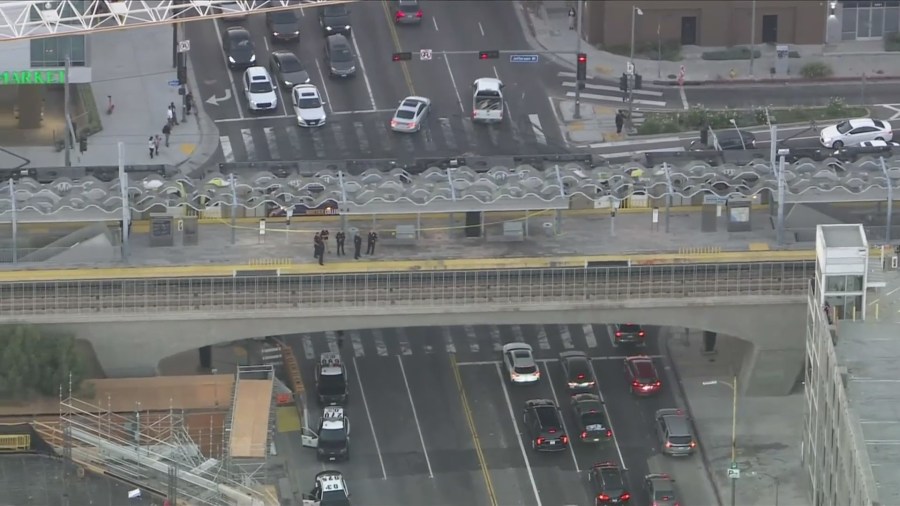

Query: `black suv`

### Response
(589, 461, 631, 504)
(223, 26, 256, 70)
(570, 393, 613, 444)
(522, 399, 568, 452)
(613, 323, 645, 347)
(266, 10, 299, 42)
(560, 351, 596, 393)
(319, 4, 351, 35)
(315, 352, 348, 405)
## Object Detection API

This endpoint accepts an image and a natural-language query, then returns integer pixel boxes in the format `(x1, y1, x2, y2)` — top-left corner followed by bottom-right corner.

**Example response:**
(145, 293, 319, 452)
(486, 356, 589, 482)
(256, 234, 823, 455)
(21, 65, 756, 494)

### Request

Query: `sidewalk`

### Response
(665, 329, 810, 506)
(517, 0, 900, 86)
(2, 25, 219, 173)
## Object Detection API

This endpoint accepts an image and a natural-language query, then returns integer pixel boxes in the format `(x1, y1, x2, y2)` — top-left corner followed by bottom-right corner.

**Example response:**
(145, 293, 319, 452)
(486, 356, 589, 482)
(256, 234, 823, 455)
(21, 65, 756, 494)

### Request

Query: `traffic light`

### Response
(78, 136, 87, 153)
(478, 50, 500, 60)
(392, 52, 412, 61)
(576, 53, 587, 81)
(619, 73, 628, 92)
(634, 74, 643, 90)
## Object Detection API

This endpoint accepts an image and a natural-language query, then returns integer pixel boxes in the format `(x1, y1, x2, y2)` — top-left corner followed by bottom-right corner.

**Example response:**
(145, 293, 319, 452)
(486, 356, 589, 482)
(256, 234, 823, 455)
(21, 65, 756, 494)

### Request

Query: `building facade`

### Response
(836, 0, 900, 40)
(582, 0, 829, 48)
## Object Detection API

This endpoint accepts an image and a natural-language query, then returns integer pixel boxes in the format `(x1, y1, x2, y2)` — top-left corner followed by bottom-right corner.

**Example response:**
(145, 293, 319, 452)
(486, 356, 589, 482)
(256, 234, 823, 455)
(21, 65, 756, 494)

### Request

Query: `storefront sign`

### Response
(0, 70, 66, 85)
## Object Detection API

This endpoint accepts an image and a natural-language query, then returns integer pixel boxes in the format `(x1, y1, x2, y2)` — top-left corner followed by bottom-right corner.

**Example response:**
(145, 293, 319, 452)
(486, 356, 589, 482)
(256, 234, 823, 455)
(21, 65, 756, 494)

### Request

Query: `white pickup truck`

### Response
(472, 77, 504, 123)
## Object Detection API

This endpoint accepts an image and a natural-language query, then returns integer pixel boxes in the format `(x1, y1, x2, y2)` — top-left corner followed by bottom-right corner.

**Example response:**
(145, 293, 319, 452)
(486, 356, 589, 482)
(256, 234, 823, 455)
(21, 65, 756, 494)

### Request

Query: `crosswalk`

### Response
(216, 110, 561, 163)
(558, 71, 668, 108)
(289, 324, 623, 361)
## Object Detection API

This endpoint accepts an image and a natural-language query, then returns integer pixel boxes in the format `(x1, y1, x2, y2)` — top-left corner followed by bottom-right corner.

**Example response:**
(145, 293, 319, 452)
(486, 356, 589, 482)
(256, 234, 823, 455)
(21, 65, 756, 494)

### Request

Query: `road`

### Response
(281, 324, 719, 506)
(186, 1, 569, 165)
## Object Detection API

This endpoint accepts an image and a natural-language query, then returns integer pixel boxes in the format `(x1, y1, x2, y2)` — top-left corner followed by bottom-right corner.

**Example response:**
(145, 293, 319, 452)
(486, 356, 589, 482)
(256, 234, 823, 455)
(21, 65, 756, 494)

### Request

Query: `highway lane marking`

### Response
(547, 96, 569, 147)
(240, 128, 256, 161)
(541, 362, 582, 471)
(455, 356, 665, 366)
(349, 33, 378, 110)
(332, 108, 395, 115)
(380, 0, 416, 96)
(397, 355, 434, 478)
(332, 122, 348, 152)
(263, 127, 281, 160)
(606, 324, 618, 347)
(511, 324, 526, 344)
(565, 91, 666, 108)
(219, 135, 235, 162)
(313, 59, 334, 115)
(442, 327, 456, 353)
(214, 114, 292, 123)
(590, 136, 680, 148)
(325, 330, 338, 353)
(490, 326, 503, 351)
(562, 81, 664, 97)
(494, 363, 543, 506)
(478, 21, 485, 37)
(397, 327, 412, 356)
(465, 325, 480, 353)
(350, 329, 365, 357)
(438, 118, 458, 151)
(442, 54, 465, 114)
(373, 328, 388, 356)
(351, 356, 388, 480)
(596, 147, 685, 159)
(302, 334, 315, 360)
(528, 114, 547, 145)
(211, 17, 244, 120)
(536, 325, 550, 350)
(432, 15, 439, 31)
(310, 127, 326, 158)
(583, 324, 598, 348)
(450, 354, 498, 506)
(679, 86, 689, 110)
(353, 121, 371, 154)
(559, 324, 575, 349)
(587, 360, 628, 470)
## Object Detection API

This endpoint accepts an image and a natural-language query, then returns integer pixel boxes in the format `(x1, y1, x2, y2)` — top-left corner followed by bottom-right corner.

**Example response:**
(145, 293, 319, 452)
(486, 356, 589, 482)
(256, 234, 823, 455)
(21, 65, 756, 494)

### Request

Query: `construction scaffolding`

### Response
(30, 387, 274, 506)
(225, 366, 275, 488)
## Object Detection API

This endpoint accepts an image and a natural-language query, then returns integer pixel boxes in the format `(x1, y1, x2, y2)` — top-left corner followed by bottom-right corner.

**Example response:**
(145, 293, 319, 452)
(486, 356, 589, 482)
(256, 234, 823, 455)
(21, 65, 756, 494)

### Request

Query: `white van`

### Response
(472, 77, 504, 123)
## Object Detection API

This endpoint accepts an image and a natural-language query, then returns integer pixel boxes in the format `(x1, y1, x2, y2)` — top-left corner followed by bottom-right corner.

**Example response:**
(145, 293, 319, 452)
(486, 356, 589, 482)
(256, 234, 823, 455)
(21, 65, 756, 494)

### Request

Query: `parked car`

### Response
(820, 118, 892, 148)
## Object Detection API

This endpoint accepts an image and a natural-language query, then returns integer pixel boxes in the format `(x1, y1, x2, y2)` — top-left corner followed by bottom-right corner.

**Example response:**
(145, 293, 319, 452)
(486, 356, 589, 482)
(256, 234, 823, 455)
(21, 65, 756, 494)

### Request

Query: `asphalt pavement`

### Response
(281, 324, 718, 506)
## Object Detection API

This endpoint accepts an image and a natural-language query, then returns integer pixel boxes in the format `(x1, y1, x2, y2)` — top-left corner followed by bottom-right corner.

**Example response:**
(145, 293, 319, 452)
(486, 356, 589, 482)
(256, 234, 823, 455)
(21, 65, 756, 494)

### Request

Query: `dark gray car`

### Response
(269, 50, 310, 89)
(223, 27, 256, 70)
(319, 4, 351, 35)
(266, 10, 299, 41)
(324, 34, 356, 77)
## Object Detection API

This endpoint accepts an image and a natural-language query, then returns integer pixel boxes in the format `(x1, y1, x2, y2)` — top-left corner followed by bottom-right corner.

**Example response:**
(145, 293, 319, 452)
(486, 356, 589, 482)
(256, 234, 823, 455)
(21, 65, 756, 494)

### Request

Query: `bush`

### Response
(800, 61, 833, 79)
(604, 40, 682, 61)
(885, 33, 900, 51)
(0, 325, 86, 400)
(701, 46, 762, 60)
(789, 50, 801, 59)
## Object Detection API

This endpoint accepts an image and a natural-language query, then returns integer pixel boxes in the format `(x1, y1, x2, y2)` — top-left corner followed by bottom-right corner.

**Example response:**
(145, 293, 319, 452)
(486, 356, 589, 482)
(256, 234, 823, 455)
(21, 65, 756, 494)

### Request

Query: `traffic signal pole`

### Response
(573, 0, 584, 119)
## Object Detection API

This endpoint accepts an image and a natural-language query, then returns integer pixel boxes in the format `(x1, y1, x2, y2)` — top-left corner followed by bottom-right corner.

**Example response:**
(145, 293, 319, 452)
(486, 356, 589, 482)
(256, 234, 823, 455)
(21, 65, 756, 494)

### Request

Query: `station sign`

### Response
(509, 54, 539, 63)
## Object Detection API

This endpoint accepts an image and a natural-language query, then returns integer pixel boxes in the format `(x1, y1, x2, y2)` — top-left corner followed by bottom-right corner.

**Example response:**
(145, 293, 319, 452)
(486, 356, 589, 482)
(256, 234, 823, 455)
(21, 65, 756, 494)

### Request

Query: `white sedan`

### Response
(502, 343, 540, 384)
(243, 66, 277, 112)
(820, 118, 892, 148)
(292, 84, 326, 127)
(390, 96, 431, 133)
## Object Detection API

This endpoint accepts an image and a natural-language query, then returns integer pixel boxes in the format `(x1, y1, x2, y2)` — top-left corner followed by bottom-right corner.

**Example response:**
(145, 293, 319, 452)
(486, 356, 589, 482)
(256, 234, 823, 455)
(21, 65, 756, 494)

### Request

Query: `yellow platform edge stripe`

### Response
(0, 250, 817, 283)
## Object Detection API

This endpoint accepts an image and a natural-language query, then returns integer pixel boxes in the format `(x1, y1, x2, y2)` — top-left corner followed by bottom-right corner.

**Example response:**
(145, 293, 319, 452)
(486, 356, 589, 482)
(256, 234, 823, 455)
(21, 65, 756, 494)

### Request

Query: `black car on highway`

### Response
(613, 323, 645, 347)
(269, 50, 310, 89)
(266, 10, 299, 41)
(589, 461, 631, 504)
(523, 399, 568, 452)
(394, 0, 423, 24)
(319, 4, 351, 35)
(559, 351, 596, 393)
(570, 393, 613, 444)
(223, 26, 256, 70)
(315, 352, 348, 406)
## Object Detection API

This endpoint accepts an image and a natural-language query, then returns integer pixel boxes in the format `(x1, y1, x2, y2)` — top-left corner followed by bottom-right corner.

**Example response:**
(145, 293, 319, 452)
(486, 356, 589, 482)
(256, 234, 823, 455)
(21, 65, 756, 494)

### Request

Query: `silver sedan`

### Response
(390, 96, 431, 133)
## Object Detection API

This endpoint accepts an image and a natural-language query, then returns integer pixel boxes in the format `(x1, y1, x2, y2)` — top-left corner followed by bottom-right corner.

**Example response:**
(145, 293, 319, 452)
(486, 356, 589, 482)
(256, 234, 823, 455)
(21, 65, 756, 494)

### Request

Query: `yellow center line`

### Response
(450, 354, 498, 506)
(380, 0, 416, 96)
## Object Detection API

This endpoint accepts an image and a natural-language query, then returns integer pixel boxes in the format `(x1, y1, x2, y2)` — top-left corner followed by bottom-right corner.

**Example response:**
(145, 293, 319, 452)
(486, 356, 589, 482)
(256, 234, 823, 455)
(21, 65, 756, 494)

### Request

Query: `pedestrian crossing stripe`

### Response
(215, 112, 556, 163)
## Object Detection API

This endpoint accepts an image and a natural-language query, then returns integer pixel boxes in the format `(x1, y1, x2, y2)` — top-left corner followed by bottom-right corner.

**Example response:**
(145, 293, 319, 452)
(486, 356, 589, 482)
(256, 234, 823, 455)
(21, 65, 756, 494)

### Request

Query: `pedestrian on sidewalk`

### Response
(167, 106, 175, 128)
(169, 102, 179, 125)
(185, 91, 194, 116)
(615, 111, 625, 134)
(162, 123, 172, 147)
(153, 135, 161, 156)
(315, 240, 324, 266)
(353, 233, 362, 259)
(148, 136, 156, 158)
(335, 231, 345, 256)
(313, 232, 322, 258)
(321, 229, 330, 253)
(366, 230, 378, 255)
(568, 7, 576, 30)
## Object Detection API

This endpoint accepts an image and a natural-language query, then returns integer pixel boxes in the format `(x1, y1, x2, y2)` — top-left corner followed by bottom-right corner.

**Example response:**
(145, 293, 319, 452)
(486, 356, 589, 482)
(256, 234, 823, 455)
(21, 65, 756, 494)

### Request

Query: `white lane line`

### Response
(478, 21, 485, 36)
(332, 108, 396, 115)
(397, 355, 434, 478)
(350, 329, 364, 357)
(438, 118, 458, 150)
(215, 114, 292, 124)
(325, 330, 338, 353)
(559, 325, 575, 349)
(219, 135, 235, 162)
(492, 65, 500, 80)
(606, 325, 618, 348)
(314, 59, 334, 114)
(302, 334, 315, 360)
(351, 357, 388, 480)
(373, 328, 388, 356)
(455, 356, 663, 366)
(583, 325, 598, 348)
(350, 33, 377, 110)
(489, 326, 503, 351)
(432, 15, 439, 31)
(285, 127, 303, 157)
(542, 362, 582, 471)
(536, 325, 550, 350)
(240, 128, 255, 160)
(331, 122, 348, 152)
(310, 127, 326, 158)
(592, 136, 681, 148)
(680, 87, 689, 110)
(547, 96, 568, 147)
(464, 325, 479, 353)
(596, 147, 685, 159)
(511, 324, 525, 343)
(353, 121, 370, 153)
(561, 81, 664, 97)
(564, 91, 667, 108)
(263, 126, 280, 160)
(588, 360, 628, 470)
(442, 327, 456, 353)
(397, 327, 412, 356)
(528, 113, 546, 145)
(495, 363, 542, 506)
(211, 19, 244, 119)
(442, 54, 465, 114)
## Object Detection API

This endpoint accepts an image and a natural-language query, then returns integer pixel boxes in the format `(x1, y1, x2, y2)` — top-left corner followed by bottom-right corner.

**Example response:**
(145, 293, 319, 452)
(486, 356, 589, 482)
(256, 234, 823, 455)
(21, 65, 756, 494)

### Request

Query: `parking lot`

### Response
(282, 325, 717, 505)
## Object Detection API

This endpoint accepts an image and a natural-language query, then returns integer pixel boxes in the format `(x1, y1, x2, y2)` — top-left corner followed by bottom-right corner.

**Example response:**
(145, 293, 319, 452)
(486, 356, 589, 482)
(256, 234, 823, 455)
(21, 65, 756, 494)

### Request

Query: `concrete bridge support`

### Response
(30, 296, 807, 396)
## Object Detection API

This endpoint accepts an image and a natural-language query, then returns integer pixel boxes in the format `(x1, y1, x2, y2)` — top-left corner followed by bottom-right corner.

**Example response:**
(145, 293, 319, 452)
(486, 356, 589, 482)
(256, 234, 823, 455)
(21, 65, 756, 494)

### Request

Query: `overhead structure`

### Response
(0, 0, 349, 41)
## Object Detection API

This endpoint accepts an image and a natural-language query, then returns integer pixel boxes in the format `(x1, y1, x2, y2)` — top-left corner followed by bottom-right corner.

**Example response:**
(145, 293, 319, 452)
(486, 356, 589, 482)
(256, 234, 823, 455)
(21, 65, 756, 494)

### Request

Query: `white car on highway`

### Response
(820, 118, 892, 148)
(390, 96, 431, 133)
(502, 342, 540, 384)
(292, 84, 326, 127)
(243, 66, 277, 112)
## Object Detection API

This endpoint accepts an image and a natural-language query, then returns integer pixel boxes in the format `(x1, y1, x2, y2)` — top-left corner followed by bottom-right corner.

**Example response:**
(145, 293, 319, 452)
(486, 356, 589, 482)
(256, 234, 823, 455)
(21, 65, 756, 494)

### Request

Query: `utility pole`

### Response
(63, 56, 72, 167)
(573, 0, 584, 120)
(749, 0, 757, 77)
(627, 6, 642, 131)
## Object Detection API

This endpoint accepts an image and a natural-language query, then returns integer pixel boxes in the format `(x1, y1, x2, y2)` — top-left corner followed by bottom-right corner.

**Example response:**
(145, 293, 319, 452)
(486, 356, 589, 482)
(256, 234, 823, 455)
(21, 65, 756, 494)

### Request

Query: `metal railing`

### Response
(0, 262, 814, 317)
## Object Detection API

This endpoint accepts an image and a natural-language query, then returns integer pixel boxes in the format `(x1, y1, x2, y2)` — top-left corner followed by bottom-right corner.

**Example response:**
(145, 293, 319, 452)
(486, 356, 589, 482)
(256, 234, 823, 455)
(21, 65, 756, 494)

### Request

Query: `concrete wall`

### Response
(24, 295, 807, 396)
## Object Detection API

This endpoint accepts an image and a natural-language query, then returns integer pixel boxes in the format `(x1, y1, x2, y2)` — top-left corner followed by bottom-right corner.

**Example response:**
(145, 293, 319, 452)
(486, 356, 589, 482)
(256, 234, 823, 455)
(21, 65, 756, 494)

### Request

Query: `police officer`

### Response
(335, 230, 346, 256)
(353, 233, 362, 259)
(366, 230, 378, 255)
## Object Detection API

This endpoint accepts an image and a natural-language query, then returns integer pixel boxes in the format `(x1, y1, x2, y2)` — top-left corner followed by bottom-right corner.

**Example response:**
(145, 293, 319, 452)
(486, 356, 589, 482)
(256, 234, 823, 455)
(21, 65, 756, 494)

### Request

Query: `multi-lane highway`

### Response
(188, 1, 570, 164)
(283, 324, 718, 506)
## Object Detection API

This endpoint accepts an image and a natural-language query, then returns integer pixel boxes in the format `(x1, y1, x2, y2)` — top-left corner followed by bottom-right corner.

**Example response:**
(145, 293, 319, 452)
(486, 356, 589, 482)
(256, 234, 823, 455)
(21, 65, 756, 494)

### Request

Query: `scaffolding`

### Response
(224, 366, 276, 488)
(31, 389, 273, 506)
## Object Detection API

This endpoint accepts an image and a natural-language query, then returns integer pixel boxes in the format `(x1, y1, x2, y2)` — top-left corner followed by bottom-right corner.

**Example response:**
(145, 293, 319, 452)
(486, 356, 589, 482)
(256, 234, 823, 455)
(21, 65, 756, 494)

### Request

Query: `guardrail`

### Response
(0, 262, 814, 317)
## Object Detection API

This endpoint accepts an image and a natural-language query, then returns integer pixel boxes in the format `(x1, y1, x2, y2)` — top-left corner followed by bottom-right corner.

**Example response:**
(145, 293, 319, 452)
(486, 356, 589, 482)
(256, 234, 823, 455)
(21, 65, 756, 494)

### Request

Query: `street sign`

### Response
(420, 49, 433, 61)
(509, 54, 539, 63)
(626, 61, 635, 75)
(167, 80, 180, 87)
(178, 40, 191, 53)
(727, 462, 740, 479)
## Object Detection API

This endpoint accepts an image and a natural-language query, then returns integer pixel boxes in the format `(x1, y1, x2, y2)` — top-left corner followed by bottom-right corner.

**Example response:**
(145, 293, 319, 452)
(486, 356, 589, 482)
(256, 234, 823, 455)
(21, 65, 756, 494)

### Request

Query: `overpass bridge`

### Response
(0, 260, 813, 396)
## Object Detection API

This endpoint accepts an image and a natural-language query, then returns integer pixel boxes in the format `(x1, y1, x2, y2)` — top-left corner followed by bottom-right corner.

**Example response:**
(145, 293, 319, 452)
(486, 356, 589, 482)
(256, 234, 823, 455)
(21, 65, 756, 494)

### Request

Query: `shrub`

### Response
(789, 50, 801, 58)
(603, 40, 682, 61)
(885, 33, 900, 51)
(825, 96, 847, 116)
(701, 46, 762, 61)
(636, 118, 680, 135)
(800, 61, 833, 79)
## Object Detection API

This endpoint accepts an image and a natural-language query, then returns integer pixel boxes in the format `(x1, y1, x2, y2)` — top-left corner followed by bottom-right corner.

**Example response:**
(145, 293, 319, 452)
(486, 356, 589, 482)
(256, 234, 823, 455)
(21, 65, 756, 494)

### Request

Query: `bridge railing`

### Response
(0, 262, 814, 316)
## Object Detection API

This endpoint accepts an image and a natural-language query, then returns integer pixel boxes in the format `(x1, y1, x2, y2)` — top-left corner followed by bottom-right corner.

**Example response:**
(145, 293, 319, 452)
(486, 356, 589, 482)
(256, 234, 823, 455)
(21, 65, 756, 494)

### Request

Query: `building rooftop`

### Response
(820, 224, 866, 248)
(0, 454, 139, 506)
(836, 321, 900, 505)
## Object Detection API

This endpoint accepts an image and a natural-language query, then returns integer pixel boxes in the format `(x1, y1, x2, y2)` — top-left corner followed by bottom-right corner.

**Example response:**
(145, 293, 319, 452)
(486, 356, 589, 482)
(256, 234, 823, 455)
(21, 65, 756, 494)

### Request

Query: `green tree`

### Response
(0, 325, 85, 400)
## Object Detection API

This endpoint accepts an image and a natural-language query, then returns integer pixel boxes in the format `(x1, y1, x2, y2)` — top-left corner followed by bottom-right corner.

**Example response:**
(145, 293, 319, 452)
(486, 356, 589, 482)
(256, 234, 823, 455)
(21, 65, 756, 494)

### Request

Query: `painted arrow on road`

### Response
(205, 89, 232, 106)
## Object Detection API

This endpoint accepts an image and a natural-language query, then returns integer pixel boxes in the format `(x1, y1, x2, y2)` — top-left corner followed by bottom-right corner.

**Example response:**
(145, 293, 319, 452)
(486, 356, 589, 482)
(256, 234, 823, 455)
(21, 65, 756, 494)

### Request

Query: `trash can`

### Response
(543, 222, 555, 237)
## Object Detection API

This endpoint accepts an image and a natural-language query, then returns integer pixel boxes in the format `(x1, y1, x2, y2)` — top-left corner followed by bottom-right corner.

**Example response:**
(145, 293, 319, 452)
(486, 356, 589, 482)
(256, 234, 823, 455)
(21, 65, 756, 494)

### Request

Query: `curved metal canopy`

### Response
(0, 158, 898, 220)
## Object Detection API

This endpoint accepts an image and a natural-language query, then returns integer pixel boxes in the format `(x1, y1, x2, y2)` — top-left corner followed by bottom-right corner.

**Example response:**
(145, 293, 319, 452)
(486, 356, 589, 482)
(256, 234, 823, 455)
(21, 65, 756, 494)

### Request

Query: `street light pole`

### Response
(628, 6, 642, 131)
(749, 0, 757, 77)
(702, 376, 739, 506)
(574, 0, 584, 120)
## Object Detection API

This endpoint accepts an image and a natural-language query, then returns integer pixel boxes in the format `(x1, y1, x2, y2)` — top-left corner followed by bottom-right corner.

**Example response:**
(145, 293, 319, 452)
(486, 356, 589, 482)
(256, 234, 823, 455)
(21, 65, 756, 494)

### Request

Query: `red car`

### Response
(624, 356, 661, 396)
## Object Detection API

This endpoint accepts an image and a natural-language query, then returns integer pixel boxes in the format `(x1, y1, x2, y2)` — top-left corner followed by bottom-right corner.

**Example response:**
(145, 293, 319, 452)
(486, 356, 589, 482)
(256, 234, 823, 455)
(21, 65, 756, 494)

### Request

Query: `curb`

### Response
(654, 75, 900, 87)
(514, 1, 576, 72)
(663, 334, 725, 506)
(177, 49, 221, 174)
